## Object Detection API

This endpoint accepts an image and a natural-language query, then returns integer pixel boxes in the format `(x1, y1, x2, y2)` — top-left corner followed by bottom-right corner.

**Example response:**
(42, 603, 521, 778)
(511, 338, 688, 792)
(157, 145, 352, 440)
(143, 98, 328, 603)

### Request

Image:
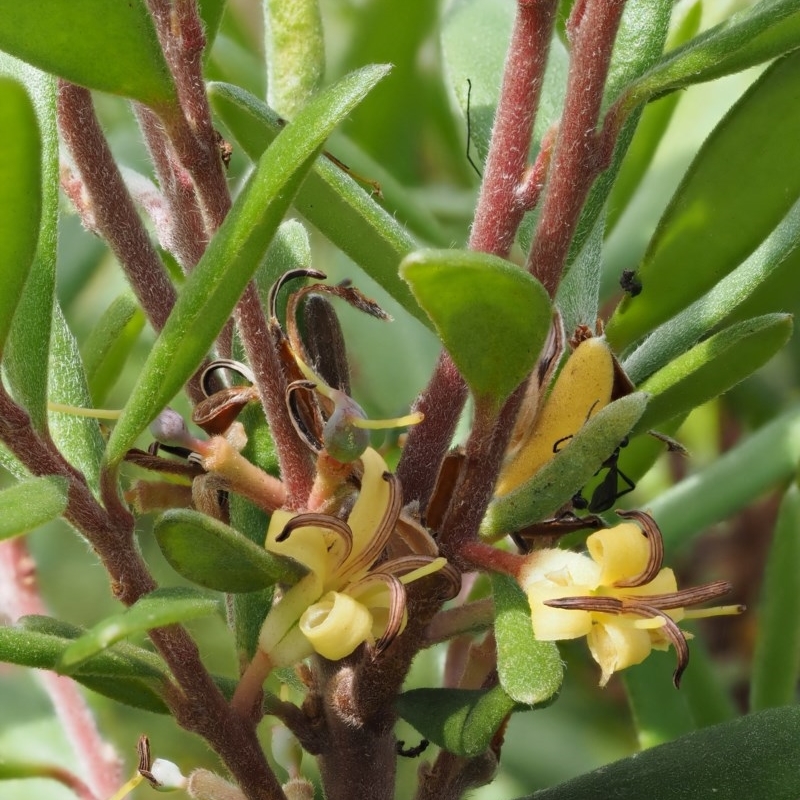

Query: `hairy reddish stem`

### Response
(470, 0, 559, 257)
(57, 82, 177, 335)
(396, 352, 467, 510)
(526, 0, 627, 296)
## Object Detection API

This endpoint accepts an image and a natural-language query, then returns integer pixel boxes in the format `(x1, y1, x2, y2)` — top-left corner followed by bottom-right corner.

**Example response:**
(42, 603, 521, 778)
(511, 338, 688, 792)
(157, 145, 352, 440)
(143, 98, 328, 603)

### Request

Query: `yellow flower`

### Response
(258, 447, 457, 665)
(518, 511, 742, 686)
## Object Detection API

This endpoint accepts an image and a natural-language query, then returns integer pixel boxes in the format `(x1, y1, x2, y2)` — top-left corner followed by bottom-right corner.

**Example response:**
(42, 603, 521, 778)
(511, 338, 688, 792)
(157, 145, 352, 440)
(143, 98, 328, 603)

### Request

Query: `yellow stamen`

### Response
(107, 772, 143, 800)
(350, 411, 424, 429)
(48, 402, 122, 420)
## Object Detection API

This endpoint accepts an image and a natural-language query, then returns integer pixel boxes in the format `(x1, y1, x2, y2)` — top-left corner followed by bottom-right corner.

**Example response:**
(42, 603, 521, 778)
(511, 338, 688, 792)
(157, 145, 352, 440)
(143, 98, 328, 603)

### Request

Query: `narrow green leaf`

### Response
(523, 707, 800, 800)
(623, 198, 800, 384)
(58, 587, 222, 672)
(47, 302, 105, 493)
(0, 0, 176, 108)
(623, 654, 694, 750)
(401, 249, 551, 405)
(482, 393, 648, 540)
(2, 617, 166, 679)
(0, 476, 67, 541)
(105, 65, 389, 465)
(623, 0, 800, 110)
(198, 0, 227, 54)
(1, 58, 57, 433)
(154, 508, 305, 593)
(82, 293, 145, 404)
(396, 686, 516, 758)
(634, 315, 792, 434)
(264, 0, 324, 117)
(608, 52, 800, 349)
(606, 2, 702, 233)
(681, 637, 737, 729)
(649, 406, 800, 554)
(492, 574, 562, 706)
(0, 78, 40, 357)
(208, 81, 432, 327)
(0, 617, 171, 712)
(750, 484, 800, 711)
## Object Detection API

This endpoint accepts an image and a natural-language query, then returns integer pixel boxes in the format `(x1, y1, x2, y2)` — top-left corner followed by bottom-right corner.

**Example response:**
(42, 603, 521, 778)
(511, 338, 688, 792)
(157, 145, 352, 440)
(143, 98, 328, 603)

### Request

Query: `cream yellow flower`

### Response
(258, 447, 457, 665)
(518, 511, 742, 686)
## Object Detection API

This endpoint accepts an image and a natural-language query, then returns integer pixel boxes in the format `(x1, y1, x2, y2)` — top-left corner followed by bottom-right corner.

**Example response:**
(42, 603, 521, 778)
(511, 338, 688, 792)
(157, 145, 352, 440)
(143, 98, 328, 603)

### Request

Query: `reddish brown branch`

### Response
(57, 82, 177, 335)
(235, 284, 316, 508)
(526, 0, 627, 296)
(470, 0, 559, 257)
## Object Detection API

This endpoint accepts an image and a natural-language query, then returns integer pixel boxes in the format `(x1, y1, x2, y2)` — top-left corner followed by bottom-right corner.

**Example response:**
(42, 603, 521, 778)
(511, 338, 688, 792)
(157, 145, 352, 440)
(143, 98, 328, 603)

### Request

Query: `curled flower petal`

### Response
(587, 523, 651, 587)
(588, 615, 653, 687)
(300, 591, 374, 660)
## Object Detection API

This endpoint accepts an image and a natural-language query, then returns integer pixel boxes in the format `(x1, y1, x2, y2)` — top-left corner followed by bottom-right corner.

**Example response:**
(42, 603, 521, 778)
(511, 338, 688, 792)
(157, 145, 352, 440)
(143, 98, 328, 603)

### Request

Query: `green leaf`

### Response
(482, 393, 648, 540)
(154, 508, 305, 593)
(0, 58, 57, 433)
(82, 293, 145, 404)
(608, 51, 800, 349)
(523, 706, 800, 800)
(208, 81, 432, 327)
(750, 484, 800, 711)
(401, 249, 551, 405)
(633, 315, 792, 434)
(396, 686, 516, 758)
(0, 476, 67, 541)
(0, 617, 171, 713)
(58, 587, 222, 673)
(47, 302, 106, 493)
(264, 0, 324, 117)
(606, 1, 702, 233)
(623, 198, 800, 384)
(648, 406, 800, 554)
(623, 654, 694, 750)
(492, 574, 562, 705)
(104, 65, 389, 465)
(623, 0, 800, 111)
(0, 78, 40, 358)
(0, 0, 176, 108)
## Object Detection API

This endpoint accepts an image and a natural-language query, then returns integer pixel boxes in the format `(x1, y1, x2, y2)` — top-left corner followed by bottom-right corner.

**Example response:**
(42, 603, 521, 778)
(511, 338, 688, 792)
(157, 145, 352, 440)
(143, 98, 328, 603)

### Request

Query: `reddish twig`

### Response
(57, 82, 177, 335)
(526, 0, 627, 296)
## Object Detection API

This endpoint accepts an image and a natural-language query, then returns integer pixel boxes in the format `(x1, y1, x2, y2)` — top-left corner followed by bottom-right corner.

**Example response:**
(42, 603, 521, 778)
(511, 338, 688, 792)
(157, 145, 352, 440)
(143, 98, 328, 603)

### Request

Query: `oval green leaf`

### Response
(401, 249, 551, 405)
(0, 0, 176, 108)
(525, 706, 800, 800)
(104, 64, 389, 465)
(633, 314, 792, 434)
(208, 80, 432, 327)
(0, 78, 40, 358)
(154, 508, 305, 593)
(0, 476, 68, 541)
(482, 393, 648, 540)
(608, 51, 800, 349)
(492, 573, 562, 706)
(58, 587, 222, 673)
(396, 686, 516, 758)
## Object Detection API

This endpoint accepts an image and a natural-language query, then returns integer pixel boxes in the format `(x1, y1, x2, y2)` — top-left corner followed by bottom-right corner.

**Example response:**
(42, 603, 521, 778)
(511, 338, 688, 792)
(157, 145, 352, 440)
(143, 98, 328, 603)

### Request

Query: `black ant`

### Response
(620, 269, 642, 297)
(554, 435, 636, 513)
